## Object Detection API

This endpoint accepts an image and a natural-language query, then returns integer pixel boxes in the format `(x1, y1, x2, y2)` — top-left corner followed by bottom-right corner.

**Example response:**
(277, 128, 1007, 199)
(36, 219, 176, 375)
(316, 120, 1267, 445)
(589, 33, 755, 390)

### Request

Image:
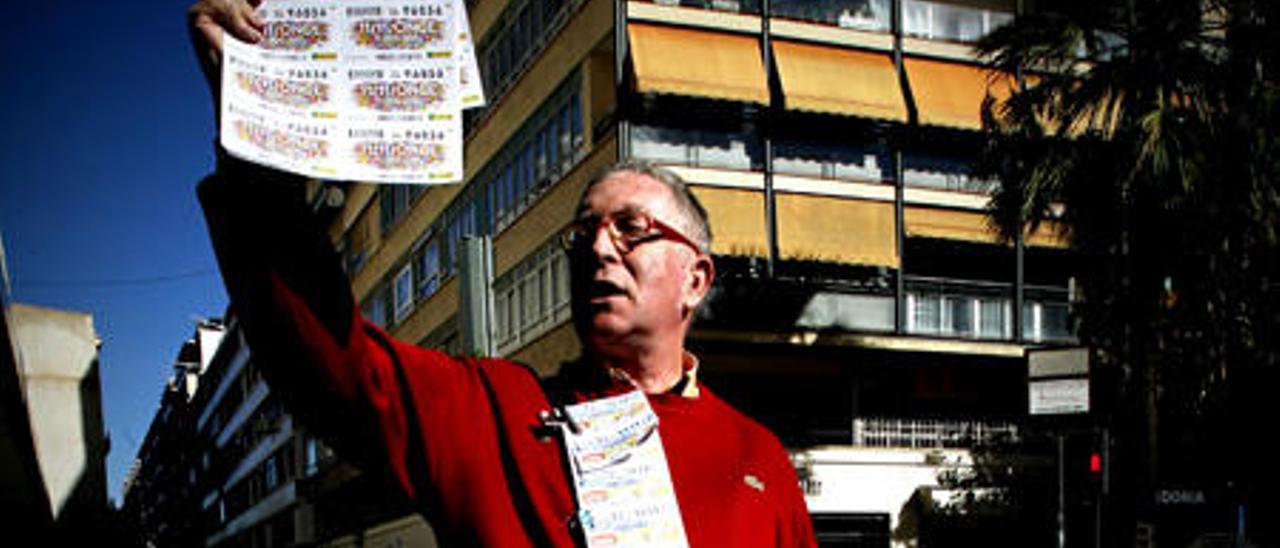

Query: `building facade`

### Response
(323, 0, 1073, 546)
(122, 319, 226, 547)
(2, 300, 115, 543)
(130, 1, 1083, 547)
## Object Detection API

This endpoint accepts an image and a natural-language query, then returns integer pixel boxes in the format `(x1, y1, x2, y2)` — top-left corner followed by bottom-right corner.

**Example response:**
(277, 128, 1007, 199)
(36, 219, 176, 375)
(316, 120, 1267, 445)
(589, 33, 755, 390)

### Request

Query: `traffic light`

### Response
(1089, 430, 1108, 496)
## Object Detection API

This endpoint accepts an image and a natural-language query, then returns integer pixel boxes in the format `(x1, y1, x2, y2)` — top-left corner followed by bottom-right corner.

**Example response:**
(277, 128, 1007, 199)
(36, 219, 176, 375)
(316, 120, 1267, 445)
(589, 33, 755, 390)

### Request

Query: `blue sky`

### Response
(0, 2, 229, 504)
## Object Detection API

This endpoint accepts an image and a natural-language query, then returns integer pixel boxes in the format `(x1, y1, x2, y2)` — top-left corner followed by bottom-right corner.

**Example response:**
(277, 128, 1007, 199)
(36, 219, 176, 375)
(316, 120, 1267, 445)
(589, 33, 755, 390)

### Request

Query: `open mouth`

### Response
(588, 280, 626, 300)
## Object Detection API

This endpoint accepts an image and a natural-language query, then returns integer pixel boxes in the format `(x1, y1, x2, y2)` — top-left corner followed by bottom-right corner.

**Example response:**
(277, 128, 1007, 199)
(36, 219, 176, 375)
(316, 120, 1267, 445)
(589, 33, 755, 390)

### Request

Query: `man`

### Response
(190, 1, 816, 545)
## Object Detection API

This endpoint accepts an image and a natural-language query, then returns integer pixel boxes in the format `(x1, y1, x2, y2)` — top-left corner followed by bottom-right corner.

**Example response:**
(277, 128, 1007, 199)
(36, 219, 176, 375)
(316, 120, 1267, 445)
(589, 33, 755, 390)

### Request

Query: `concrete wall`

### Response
(8, 303, 106, 521)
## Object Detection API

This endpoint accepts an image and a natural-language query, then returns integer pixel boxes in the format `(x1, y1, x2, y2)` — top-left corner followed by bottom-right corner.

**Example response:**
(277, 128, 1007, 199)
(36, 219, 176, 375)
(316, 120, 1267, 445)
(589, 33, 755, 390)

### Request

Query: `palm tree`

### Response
(973, 0, 1280, 544)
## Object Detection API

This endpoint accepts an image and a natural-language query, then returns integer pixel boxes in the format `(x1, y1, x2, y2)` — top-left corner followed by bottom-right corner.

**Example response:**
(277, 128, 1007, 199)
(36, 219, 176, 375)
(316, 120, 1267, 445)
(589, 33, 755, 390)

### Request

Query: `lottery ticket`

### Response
(559, 391, 690, 548)
(220, 0, 481, 184)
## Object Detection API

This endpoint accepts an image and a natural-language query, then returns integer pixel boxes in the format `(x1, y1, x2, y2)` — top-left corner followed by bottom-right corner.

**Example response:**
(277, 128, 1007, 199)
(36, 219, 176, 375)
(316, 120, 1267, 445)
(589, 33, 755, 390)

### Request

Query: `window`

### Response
(363, 285, 388, 328)
(694, 131, 751, 169)
(418, 239, 442, 298)
(945, 298, 972, 335)
(493, 242, 573, 355)
(772, 0, 888, 31)
(475, 0, 577, 110)
(379, 185, 421, 233)
(901, 0, 1013, 43)
(977, 298, 1007, 338)
(909, 293, 942, 333)
(264, 458, 278, 491)
(478, 77, 583, 233)
(631, 125, 690, 164)
(393, 264, 414, 322)
(630, 124, 756, 170)
(902, 150, 993, 192)
(1024, 300, 1072, 342)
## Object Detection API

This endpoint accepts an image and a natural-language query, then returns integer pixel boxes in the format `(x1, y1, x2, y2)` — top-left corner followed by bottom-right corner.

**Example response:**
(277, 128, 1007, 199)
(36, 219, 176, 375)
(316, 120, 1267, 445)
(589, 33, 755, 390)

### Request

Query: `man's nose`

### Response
(588, 223, 622, 263)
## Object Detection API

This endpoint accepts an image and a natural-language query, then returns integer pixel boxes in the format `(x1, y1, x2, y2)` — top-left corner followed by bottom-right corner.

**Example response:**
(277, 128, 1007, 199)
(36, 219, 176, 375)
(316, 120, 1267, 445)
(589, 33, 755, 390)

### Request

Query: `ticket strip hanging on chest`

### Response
(557, 390, 690, 547)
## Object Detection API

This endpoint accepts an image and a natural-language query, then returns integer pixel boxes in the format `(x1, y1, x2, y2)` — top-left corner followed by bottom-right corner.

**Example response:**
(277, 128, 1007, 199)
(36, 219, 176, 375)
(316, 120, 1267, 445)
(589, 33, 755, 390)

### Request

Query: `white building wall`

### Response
(8, 303, 105, 520)
(799, 446, 971, 547)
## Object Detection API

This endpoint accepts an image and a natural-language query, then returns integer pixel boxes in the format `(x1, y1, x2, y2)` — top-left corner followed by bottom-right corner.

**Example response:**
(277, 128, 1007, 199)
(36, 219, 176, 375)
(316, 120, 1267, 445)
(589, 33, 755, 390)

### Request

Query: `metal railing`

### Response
(853, 416, 1019, 449)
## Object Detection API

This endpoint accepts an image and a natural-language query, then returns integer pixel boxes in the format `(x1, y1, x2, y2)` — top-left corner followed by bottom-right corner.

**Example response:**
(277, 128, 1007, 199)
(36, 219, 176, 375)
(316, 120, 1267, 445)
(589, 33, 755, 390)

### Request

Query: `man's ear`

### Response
(682, 254, 715, 315)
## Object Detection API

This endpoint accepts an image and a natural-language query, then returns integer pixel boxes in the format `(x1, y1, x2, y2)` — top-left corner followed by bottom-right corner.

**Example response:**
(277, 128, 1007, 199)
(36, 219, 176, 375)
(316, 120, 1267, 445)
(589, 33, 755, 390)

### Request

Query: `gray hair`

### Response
(584, 160, 713, 253)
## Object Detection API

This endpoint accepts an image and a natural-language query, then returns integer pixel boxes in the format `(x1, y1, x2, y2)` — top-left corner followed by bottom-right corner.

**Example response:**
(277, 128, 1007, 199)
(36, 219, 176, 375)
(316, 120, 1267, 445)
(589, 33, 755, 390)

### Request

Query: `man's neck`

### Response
(592, 339, 687, 395)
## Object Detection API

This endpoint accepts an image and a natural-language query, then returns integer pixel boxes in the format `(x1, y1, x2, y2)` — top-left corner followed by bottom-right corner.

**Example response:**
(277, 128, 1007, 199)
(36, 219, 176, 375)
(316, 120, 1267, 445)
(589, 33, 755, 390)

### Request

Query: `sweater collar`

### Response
(561, 351, 701, 400)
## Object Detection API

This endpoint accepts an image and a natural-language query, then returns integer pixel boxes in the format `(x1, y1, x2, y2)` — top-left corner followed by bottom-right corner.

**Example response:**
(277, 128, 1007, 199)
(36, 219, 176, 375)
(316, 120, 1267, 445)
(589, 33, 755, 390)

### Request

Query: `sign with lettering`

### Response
(1027, 347, 1090, 415)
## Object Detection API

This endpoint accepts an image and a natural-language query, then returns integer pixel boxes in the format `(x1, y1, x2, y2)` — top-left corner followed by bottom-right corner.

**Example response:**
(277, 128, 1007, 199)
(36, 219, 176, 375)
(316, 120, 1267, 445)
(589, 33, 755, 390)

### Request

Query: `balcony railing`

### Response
(853, 416, 1019, 449)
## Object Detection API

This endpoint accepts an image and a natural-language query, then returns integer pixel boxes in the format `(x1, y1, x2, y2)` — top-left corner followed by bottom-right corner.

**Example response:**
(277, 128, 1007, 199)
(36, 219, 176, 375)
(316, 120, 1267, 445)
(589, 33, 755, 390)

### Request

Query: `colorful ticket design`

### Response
(220, 0, 482, 184)
(560, 391, 690, 548)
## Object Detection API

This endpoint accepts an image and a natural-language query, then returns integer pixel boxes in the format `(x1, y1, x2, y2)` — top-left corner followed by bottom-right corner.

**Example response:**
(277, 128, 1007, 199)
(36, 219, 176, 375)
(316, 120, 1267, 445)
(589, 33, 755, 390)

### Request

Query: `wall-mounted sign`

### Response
(1027, 347, 1089, 415)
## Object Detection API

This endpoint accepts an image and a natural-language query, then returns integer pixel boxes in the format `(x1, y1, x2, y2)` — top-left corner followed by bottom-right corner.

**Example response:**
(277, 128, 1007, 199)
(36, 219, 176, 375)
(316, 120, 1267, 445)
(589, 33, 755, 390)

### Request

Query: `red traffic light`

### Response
(1089, 451, 1102, 474)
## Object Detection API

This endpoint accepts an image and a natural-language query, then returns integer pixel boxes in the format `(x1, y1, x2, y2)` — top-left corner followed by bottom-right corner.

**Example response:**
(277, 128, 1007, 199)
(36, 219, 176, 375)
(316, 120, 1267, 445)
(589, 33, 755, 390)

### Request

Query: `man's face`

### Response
(567, 171, 712, 356)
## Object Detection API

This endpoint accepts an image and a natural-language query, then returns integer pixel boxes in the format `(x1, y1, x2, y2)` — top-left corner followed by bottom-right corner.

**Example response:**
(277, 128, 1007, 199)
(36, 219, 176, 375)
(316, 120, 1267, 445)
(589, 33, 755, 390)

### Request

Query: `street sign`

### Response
(1030, 378, 1090, 415)
(1028, 347, 1090, 415)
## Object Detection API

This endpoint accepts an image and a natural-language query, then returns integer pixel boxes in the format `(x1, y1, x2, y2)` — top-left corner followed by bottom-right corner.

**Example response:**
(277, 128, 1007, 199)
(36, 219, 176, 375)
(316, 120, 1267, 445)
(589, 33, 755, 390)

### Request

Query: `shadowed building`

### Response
(1, 297, 115, 543)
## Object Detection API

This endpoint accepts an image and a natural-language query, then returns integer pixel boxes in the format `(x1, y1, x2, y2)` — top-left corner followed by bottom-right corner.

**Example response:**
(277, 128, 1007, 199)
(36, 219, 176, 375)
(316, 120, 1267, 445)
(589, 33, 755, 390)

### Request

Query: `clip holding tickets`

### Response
(538, 407, 581, 435)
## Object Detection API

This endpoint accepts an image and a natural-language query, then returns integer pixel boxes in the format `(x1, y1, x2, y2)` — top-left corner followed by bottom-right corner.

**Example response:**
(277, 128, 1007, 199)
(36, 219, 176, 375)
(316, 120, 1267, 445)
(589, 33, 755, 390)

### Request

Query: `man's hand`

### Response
(188, 0, 266, 99)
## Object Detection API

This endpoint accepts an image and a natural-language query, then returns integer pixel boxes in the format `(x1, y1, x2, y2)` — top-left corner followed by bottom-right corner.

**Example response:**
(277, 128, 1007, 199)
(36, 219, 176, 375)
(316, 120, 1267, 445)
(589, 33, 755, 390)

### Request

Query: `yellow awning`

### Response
(904, 57, 1017, 130)
(1026, 219, 1069, 248)
(690, 186, 769, 257)
(905, 207, 1000, 243)
(773, 40, 907, 121)
(778, 194, 898, 267)
(628, 23, 769, 104)
(905, 207, 1069, 248)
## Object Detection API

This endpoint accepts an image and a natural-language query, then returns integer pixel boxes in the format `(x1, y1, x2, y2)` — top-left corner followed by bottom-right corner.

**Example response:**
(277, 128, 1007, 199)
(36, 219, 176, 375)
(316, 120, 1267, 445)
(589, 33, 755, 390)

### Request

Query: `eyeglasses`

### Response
(560, 207, 702, 254)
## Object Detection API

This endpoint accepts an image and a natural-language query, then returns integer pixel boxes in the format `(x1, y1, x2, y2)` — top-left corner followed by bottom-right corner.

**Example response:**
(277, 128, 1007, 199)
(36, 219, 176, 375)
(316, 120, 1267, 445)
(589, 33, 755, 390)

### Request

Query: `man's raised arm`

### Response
(187, 0, 497, 507)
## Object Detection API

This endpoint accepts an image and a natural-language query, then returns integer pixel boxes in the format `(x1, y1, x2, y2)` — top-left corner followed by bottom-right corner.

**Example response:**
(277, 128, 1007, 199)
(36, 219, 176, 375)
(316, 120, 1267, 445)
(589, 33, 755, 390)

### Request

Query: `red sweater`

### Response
(199, 161, 816, 547)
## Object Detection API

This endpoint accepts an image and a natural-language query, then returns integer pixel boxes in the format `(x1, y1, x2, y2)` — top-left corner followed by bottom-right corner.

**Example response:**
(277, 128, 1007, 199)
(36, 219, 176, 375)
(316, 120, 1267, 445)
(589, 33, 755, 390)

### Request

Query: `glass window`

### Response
(903, 0, 933, 38)
(945, 298, 973, 336)
(631, 125, 690, 164)
(418, 240, 441, 298)
(775, 140, 827, 177)
(379, 186, 396, 231)
(910, 293, 941, 334)
(522, 276, 540, 325)
(570, 93, 583, 149)
(506, 288, 519, 336)
(559, 104, 574, 172)
(978, 298, 1007, 338)
(535, 129, 549, 183)
(545, 118, 561, 179)
(694, 131, 751, 169)
(550, 254, 567, 309)
(393, 264, 413, 321)
(364, 288, 387, 328)
(504, 162, 518, 214)
(264, 458, 278, 491)
(521, 145, 536, 194)
(495, 291, 509, 343)
(772, 0, 888, 30)
(1040, 301, 1071, 341)
(514, 7, 530, 59)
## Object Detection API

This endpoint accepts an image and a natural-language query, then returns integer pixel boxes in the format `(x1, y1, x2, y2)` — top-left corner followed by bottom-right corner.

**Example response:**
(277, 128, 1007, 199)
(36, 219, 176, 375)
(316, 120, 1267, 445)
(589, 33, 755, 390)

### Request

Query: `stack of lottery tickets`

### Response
(560, 391, 691, 548)
(220, 0, 485, 184)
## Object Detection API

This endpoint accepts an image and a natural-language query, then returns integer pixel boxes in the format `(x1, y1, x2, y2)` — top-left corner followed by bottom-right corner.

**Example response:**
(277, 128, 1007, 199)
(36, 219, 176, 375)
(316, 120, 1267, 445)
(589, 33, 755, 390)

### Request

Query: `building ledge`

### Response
(692, 328, 1027, 357)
